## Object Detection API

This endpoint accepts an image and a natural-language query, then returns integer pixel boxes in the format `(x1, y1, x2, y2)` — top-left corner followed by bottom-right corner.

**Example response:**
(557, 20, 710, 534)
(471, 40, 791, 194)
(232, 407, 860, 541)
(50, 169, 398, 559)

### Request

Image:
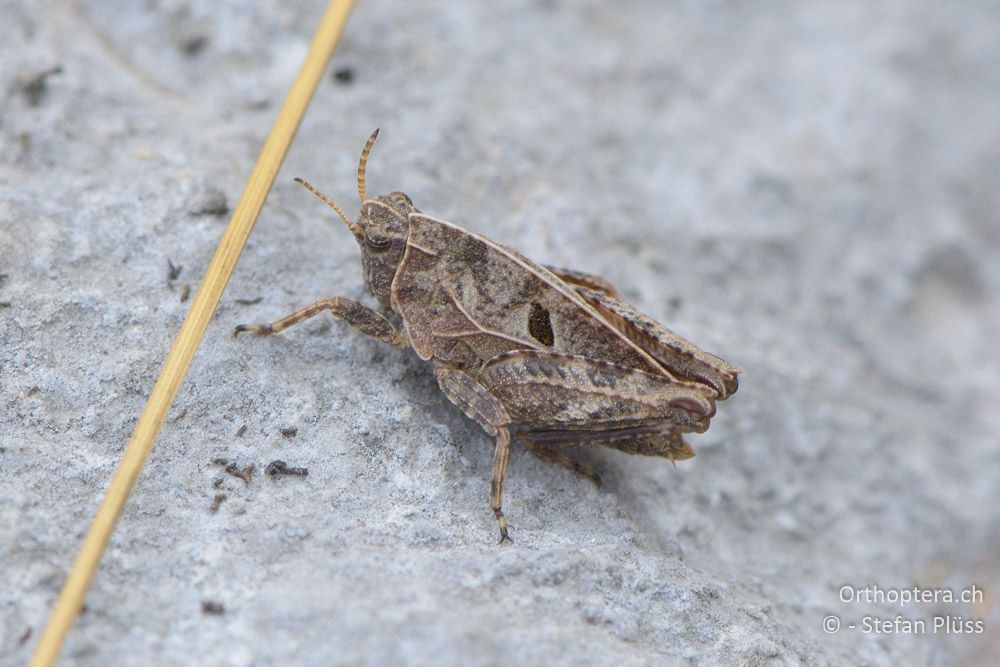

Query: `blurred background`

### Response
(2, 1, 998, 664)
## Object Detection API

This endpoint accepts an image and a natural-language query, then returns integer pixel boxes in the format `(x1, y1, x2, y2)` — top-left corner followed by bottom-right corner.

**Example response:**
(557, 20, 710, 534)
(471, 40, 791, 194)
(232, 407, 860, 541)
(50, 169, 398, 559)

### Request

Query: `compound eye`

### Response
(365, 233, 391, 251)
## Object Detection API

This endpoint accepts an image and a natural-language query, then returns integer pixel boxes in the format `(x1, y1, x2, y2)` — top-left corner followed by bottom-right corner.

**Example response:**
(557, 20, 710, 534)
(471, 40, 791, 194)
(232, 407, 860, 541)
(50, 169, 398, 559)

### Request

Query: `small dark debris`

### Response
(235, 296, 262, 306)
(17, 626, 32, 646)
(180, 283, 191, 303)
(167, 259, 183, 283)
(189, 186, 229, 216)
(169, 8, 212, 57)
(228, 463, 254, 484)
(235, 424, 247, 438)
(18, 65, 62, 106)
(265, 460, 308, 478)
(201, 600, 225, 615)
(279, 426, 298, 438)
(333, 66, 354, 84)
(210, 493, 227, 512)
(668, 296, 682, 310)
(172, 407, 187, 422)
(0, 302, 10, 309)
(0, 273, 8, 288)
(180, 34, 209, 55)
(15, 132, 30, 160)
(212, 477, 223, 488)
(214, 458, 254, 484)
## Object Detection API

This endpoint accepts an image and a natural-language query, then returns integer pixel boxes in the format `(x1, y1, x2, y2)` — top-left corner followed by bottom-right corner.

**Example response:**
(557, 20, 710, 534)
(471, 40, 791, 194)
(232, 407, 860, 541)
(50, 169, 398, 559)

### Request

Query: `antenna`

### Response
(357, 127, 380, 202)
(294, 177, 361, 236)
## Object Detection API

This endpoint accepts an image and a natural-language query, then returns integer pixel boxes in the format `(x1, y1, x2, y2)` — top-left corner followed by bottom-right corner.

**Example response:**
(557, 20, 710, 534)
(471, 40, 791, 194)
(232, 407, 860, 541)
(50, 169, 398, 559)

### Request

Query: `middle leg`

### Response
(434, 363, 515, 543)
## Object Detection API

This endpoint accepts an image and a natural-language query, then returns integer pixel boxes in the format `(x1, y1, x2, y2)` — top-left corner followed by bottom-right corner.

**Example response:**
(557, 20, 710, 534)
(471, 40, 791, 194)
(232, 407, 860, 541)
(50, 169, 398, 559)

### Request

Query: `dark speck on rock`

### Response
(17, 66, 61, 106)
(333, 66, 355, 84)
(201, 600, 225, 615)
(189, 186, 229, 216)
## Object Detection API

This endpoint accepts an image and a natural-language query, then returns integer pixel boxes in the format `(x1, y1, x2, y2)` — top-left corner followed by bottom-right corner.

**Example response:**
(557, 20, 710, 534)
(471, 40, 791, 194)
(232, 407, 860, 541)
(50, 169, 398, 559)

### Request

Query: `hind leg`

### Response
(515, 435, 601, 487)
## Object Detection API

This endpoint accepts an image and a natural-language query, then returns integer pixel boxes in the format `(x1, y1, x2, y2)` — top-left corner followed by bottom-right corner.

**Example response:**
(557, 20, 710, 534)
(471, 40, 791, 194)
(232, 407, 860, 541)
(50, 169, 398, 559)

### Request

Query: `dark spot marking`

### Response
(528, 302, 554, 346)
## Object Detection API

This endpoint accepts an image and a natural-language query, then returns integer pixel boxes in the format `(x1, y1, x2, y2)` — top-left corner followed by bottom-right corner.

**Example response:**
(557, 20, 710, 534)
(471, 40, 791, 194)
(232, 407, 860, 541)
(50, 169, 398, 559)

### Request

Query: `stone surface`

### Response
(2, 1, 998, 665)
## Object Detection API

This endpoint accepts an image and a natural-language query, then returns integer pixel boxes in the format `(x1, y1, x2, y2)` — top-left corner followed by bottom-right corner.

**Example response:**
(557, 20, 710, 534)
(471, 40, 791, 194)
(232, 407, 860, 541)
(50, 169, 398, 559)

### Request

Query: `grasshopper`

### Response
(236, 130, 740, 542)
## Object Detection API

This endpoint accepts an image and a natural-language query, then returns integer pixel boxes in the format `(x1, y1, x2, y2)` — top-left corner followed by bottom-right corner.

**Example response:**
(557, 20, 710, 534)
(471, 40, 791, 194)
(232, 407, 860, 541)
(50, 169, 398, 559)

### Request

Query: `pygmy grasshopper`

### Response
(236, 130, 740, 542)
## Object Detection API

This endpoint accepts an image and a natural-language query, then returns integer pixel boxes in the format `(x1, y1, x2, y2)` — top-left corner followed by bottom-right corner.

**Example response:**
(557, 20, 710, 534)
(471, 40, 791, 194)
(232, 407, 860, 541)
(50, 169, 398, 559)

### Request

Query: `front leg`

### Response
(434, 363, 514, 544)
(234, 297, 406, 347)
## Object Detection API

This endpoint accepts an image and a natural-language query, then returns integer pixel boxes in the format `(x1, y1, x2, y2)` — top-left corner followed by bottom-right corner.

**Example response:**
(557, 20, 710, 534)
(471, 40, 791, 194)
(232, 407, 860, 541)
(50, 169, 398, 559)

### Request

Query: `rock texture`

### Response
(2, 1, 998, 665)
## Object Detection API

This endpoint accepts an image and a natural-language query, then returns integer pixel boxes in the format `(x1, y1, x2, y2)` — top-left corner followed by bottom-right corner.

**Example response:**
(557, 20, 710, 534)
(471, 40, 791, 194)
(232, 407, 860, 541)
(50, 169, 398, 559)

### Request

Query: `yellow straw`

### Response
(29, 2, 357, 664)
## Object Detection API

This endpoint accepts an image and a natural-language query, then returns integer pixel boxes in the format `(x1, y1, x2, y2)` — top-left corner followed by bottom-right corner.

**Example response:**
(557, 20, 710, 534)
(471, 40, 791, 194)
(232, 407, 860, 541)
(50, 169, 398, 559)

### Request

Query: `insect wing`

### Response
(392, 214, 664, 374)
(574, 286, 741, 399)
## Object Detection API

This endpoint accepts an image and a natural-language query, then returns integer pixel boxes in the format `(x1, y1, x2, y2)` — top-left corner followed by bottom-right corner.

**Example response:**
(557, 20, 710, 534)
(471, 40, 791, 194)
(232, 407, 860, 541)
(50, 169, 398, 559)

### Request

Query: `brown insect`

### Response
(236, 130, 740, 542)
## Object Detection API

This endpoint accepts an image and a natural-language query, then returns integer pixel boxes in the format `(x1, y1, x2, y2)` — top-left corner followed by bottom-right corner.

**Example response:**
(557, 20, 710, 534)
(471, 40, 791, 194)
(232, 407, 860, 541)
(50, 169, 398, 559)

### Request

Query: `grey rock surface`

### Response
(2, 1, 998, 665)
